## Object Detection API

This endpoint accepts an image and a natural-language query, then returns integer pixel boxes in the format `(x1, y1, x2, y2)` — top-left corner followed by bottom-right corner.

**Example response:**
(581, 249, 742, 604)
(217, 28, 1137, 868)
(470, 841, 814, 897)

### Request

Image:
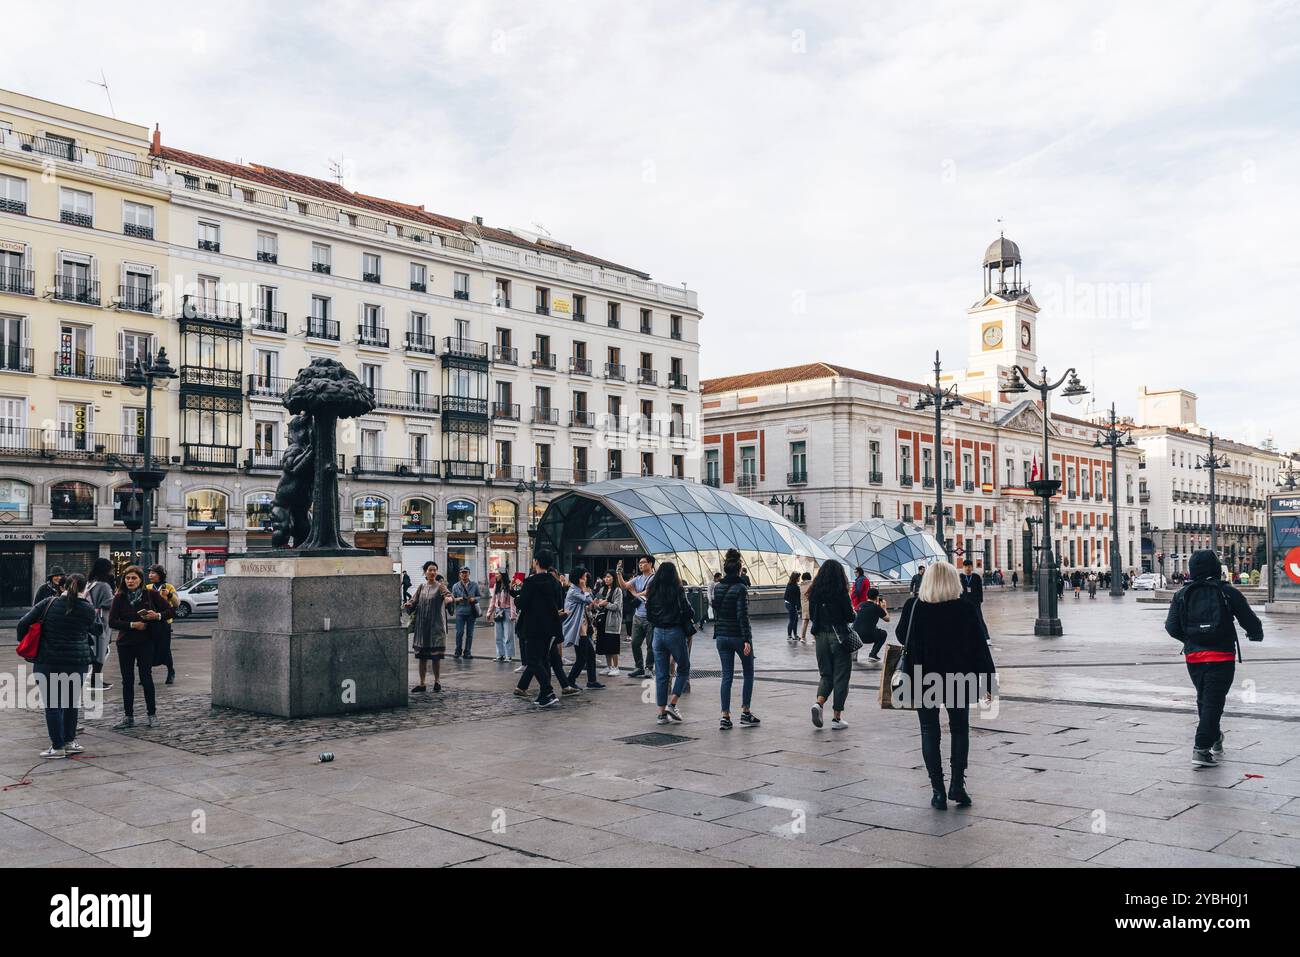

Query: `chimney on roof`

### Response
(150, 124, 161, 156)
(473, 216, 484, 226)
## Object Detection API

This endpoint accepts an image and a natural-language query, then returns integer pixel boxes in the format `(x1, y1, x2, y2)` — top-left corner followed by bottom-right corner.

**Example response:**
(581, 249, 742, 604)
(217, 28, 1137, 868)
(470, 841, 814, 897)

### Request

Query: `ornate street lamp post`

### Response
(123, 347, 178, 567)
(768, 494, 798, 520)
(914, 351, 963, 561)
(1093, 402, 1135, 597)
(516, 477, 551, 556)
(1195, 434, 1229, 558)
(1000, 363, 1088, 636)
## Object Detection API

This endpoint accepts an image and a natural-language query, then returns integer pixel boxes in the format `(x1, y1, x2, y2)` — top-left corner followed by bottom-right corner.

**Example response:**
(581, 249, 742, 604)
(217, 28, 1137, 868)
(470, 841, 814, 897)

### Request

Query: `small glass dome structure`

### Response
(535, 476, 842, 586)
(819, 519, 948, 582)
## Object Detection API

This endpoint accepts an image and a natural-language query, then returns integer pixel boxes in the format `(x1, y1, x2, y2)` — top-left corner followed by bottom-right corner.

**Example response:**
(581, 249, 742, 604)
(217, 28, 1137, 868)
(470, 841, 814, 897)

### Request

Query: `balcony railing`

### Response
(453, 289, 470, 301)
(405, 332, 437, 355)
(60, 209, 93, 228)
(248, 374, 291, 398)
(250, 308, 287, 333)
(531, 406, 560, 426)
(0, 268, 34, 296)
(371, 389, 440, 414)
(536, 467, 597, 485)
(943, 479, 956, 491)
(922, 477, 935, 489)
(117, 284, 158, 313)
(788, 470, 808, 485)
(184, 444, 239, 467)
(492, 345, 517, 365)
(52, 353, 124, 382)
(123, 223, 154, 241)
(182, 296, 242, 325)
(357, 325, 390, 348)
(0, 197, 27, 215)
(307, 317, 341, 341)
(362, 272, 381, 284)
(900, 475, 913, 488)
(568, 357, 593, 376)
(0, 431, 166, 465)
(737, 474, 758, 491)
(605, 362, 626, 380)
(494, 297, 511, 310)
(9, 132, 153, 176)
(704, 476, 721, 488)
(490, 464, 525, 482)
(637, 368, 659, 386)
(53, 274, 100, 306)
(245, 449, 284, 470)
(531, 351, 557, 370)
(570, 410, 597, 429)
(492, 402, 520, 421)
(354, 456, 438, 478)
(443, 460, 486, 481)
(197, 239, 221, 253)
(536, 304, 550, 316)
(668, 372, 689, 390)
(0, 346, 33, 373)
(443, 337, 489, 360)
(869, 470, 883, 485)
(573, 312, 586, 323)
(180, 366, 243, 391)
(410, 281, 427, 293)
(440, 395, 488, 416)
(257, 251, 278, 264)
(312, 262, 331, 274)
(963, 481, 975, 492)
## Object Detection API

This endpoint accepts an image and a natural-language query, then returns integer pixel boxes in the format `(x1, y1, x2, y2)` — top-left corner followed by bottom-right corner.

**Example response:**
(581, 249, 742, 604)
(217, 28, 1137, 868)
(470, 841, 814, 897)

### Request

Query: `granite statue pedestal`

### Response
(212, 554, 407, 718)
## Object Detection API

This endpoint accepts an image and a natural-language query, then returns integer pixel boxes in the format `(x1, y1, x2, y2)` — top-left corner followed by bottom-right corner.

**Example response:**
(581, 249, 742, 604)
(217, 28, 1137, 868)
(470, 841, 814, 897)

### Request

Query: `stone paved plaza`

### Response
(3, 590, 1300, 868)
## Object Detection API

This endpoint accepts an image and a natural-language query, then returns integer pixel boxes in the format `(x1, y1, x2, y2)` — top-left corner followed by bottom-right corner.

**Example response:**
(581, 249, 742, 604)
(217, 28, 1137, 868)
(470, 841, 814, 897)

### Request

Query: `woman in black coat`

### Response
(782, 572, 801, 642)
(895, 562, 997, 810)
(808, 560, 855, 730)
(18, 574, 95, 758)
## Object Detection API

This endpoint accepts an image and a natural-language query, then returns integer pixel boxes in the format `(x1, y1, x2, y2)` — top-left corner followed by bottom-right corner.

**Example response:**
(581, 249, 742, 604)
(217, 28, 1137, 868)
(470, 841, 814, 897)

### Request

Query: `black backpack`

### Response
(1179, 579, 1228, 641)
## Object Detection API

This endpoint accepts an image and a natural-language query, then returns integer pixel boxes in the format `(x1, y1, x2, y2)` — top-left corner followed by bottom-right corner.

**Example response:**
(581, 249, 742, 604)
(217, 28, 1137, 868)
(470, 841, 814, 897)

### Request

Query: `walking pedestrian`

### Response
(1087, 569, 1098, 599)
(850, 566, 871, 611)
(515, 550, 567, 707)
(617, 555, 656, 678)
(960, 558, 990, 642)
(782, 571, 801, 642)
(563, 568, 605, 689)
(594, 571, 624, 675)
(401, 570, 412, 603)
(33, 566, 65, 605)
(108, 565, 170, 729)
(451, 567, 481, 659)
(489, 575, 517, 662)
(644, 562, 694, 725)
(895, 562, 997, 810)
(909, 563, 926, 596)
(85, 558, 115, 692)
(1072, 569, 1083, 599)
(1010, 570, 1019, 590)
(146, 564, 179, 685)
(1164, 549, 1263, 767)
(808, 560, 855, 730)
(713, 548, 759, 730)
(405, 561, 451, 693)
(798, 571, 813, 643)
(19, 574, 94, 759)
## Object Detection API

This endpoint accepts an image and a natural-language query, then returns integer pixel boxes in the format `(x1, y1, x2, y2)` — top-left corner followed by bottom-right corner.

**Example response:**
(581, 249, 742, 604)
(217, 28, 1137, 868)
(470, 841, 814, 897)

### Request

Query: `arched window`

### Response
(0, 479, 33, 525)
(402, 497, 433, 531)
(50, 481, 95, 521)
(245, 491, 275, 531)
(446, 499, 476, 532)
(488, 499, 516, 534)
(354, 495, 388, 531)
(186, 490, 228, 528)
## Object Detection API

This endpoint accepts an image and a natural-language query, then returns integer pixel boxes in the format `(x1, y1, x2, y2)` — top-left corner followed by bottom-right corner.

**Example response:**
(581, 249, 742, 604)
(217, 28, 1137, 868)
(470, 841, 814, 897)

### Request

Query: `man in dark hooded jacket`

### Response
(1164, 549, 1262, 767)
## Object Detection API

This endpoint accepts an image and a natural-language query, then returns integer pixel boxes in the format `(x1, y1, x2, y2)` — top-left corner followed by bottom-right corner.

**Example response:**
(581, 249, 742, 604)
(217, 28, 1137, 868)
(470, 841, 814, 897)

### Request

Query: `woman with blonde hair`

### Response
(894, 562, 997, 810)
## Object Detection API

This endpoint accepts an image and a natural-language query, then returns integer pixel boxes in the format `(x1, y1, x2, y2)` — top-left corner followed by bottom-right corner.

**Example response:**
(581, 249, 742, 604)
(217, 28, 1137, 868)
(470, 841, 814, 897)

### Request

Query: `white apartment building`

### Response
(701, 237, 1145, 578)
(0, 90, 701, 605)
(1129, 387, 1280, 576)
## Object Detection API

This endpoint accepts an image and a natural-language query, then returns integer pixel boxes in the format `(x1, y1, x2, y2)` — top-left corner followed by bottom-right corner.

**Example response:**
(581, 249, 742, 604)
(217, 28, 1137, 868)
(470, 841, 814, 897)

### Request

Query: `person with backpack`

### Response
(1164, 549, 1263, 768)
(18, 573, 95, 759)
(713, 548, 759, 730)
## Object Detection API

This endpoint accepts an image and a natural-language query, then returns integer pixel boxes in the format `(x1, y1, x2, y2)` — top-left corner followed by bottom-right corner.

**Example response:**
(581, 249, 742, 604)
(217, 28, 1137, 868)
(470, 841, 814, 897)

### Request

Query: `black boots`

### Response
(947, 773, 972, 807)
(930, 782, 948, 810)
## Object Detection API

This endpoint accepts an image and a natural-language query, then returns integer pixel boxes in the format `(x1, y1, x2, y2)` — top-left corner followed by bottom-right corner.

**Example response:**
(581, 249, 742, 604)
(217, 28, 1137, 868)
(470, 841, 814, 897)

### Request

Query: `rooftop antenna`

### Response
(531, 221, 552, 237)
(87, 69, 116, 118)
(328, 154, 346, 187)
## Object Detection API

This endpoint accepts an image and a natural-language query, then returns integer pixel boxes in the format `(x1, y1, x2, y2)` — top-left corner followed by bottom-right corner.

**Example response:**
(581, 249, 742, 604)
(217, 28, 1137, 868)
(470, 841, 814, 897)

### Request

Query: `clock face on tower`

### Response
(1020, 322, 1032, 349)
(982, 323, 1003, 349)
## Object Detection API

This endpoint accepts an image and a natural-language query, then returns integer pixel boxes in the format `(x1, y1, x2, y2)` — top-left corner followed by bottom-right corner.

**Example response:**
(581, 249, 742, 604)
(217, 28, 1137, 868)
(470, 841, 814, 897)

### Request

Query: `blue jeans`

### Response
(652, 626, 690, 707)
(494, 617, 515, 658)
(35, 664, 82, 749)
(455, 615, 475, 655)
(716, 634, 753, 713)
(784, 601, 799, 637)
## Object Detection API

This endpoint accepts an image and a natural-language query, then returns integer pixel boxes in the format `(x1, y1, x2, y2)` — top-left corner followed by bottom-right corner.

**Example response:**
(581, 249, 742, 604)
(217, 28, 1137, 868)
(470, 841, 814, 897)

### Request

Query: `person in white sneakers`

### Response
(593, 570, 624, 675)
(808, 560, 855, 731)
(18, 574, 95, 758)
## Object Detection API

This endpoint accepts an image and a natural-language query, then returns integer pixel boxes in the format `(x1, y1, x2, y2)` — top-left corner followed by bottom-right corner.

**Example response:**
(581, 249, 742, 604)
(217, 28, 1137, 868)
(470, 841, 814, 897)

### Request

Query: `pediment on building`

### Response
(969, 291, 1040, 312)
(997, 400, 1059, 437)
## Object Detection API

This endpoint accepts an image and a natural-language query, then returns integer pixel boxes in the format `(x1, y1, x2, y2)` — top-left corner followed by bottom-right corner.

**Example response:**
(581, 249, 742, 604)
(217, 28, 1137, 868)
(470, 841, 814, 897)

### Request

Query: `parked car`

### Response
(175, 575, 220, 618)
(1132, 572, 1165, 591)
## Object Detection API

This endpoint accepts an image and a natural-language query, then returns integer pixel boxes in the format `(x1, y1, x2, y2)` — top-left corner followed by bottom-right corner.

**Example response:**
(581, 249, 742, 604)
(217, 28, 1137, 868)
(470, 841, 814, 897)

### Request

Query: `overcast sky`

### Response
(7, 1, 1299, 450)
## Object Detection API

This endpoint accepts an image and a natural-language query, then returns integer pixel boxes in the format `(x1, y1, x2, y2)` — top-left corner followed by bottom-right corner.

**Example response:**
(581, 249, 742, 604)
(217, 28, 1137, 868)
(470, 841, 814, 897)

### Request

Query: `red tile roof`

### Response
(156, 144, 652, 279)
(701, 362, 931, 396)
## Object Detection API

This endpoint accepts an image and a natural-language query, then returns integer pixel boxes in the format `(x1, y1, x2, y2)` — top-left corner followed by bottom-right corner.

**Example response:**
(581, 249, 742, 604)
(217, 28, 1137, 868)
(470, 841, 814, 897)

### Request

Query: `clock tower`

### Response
(948, 234, 1040, 404)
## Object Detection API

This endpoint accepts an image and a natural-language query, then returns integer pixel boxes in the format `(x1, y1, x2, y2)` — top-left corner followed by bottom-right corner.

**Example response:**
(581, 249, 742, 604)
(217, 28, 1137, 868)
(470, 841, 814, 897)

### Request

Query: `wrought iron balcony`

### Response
(788, 470, 808, 485)
(671, 330, 683, 340)
(183, 444, 238, 467)
(569, 357, 593, 376)
(963, 481, 976, 492)
(492, 401, 520, 421)
(197, 239, 221, 253)
(245, 449, 284, 470)
(0, 268, 34, 296)
(494, 297, 511, 310)
(443, 337, 489, 360)
(53, 274, 100, 306)
(354, 455, 438, 478)
(247, 374, 291, 398)
(410, 281, 427, 293)
(52, 353, 124, 382)
(357, 325, 390, 348)
(180, 366, 243, 391)
(307, 317, 340, 341)
(536, 304, 550, 316)
(637, 368, 659, 386)
(371, 389, 440, 414)
(117, 284, 158, 313)
(60, 209, 93, 228)
(869, 471, 883, 485)
(704, 476, 721, 488)
(607, 316, 620, 329)
(943, 479, 956, 491)
(531, 351, 557, 371)
(443, 460, 486, 481)
(922, 477, 935, 489)
(250, 308, 287, 333)
(490, 464, 525, 482)
(257, 251, 278, 264)
(531, 406, 560, 426)
(570, 410, 597, 429)
(453, 289, 469, 301)
(492, 345, 517, 365)
(123, 223, 154, 241)
(182, 296, 242, 325)
(404, 332, 437, 355)
(0, 346, 33, 373)
(440, 395, 488, 416)
(900, 474, 913, 488)
(668, 372, 689, 390)
(737, 474, 758, 492)
(573, 312, 586, 323)
(605, 362, 626, 380)
(362, 272, 381, 284)
(0, 197, 26, 215)
(640, 322, 653, 335)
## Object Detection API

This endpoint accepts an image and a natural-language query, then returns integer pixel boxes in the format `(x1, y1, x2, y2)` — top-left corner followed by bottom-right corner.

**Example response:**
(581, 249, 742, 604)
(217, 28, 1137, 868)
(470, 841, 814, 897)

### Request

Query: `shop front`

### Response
(399, 497, 435, 574)
(244, 491, 275, 552)
(0, 532, 38, 607)
(353, 494, 389, 554)
(446, 499, 478, 579)
(488, 533, 518, 585)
